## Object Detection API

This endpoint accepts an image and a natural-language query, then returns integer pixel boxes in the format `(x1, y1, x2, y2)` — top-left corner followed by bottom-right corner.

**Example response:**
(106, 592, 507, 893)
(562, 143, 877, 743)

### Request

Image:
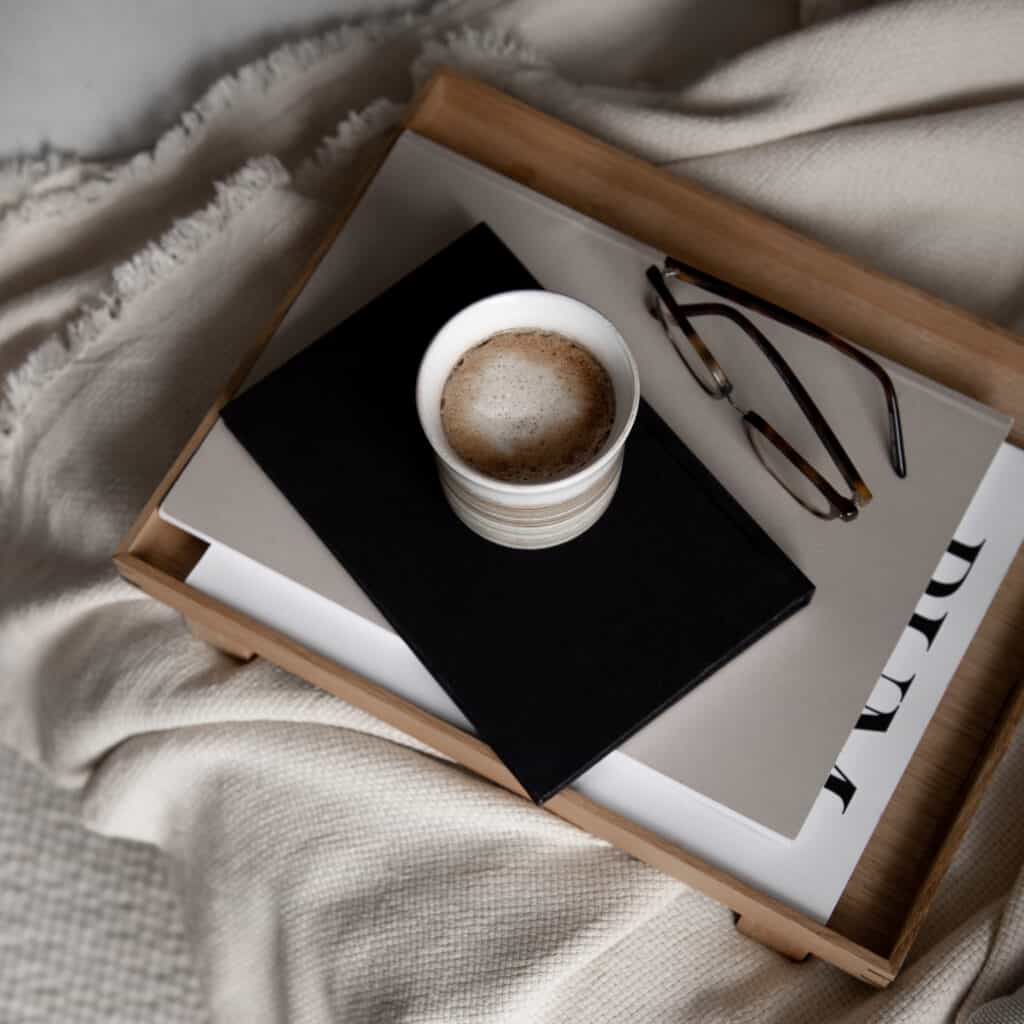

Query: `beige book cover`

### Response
(161, 132, 1010, 837)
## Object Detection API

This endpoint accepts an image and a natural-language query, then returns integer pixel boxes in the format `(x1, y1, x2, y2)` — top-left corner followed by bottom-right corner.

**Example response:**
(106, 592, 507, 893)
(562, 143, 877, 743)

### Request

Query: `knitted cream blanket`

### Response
(2, 2, 1023, 1020)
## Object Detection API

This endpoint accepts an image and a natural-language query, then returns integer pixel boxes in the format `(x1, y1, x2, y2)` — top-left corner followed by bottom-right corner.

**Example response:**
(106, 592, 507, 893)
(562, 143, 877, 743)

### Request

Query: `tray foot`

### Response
(735, 914, 811, 962)
(188, 618, 256, 662)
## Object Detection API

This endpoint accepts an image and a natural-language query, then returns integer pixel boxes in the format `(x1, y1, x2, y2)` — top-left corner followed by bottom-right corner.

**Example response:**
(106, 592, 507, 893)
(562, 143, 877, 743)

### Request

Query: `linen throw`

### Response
(2, 1, 1023, 1020)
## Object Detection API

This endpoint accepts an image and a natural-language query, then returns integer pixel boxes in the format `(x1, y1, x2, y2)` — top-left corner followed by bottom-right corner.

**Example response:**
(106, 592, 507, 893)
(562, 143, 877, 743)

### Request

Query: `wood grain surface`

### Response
(114, 68, 1024, 986)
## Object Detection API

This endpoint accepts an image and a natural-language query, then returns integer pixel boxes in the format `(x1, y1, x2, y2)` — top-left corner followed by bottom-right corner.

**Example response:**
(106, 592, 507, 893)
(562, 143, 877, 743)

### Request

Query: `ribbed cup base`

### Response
(439, 456, 624, 549)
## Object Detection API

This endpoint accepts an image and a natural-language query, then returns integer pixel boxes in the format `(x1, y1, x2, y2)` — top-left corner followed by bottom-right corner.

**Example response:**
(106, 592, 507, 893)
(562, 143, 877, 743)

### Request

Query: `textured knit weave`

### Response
(2, 1, 1023, 1021)
(0, 747, 208, 1023)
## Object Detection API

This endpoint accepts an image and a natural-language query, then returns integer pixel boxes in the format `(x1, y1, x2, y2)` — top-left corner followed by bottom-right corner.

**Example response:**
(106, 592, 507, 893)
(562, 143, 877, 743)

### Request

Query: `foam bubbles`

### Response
(440, 329, 615, 483)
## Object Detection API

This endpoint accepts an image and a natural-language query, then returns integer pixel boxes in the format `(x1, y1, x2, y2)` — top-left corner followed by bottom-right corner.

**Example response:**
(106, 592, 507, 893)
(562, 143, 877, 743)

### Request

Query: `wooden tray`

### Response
(114, 69, 1024, 987)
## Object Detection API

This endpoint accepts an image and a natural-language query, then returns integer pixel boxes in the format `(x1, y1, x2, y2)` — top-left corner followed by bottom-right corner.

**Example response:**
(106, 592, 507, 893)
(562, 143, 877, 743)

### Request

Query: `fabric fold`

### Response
(2, 1, 1023, 1020)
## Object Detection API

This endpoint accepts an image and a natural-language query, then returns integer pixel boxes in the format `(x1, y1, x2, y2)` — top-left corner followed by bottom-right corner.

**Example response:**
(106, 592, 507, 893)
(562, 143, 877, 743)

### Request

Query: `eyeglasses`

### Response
(645, 256, 907, 522)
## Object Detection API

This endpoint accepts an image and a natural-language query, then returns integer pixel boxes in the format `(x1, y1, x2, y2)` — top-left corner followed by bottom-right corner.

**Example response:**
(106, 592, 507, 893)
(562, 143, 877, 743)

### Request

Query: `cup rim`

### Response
(416, 290, 640, 496)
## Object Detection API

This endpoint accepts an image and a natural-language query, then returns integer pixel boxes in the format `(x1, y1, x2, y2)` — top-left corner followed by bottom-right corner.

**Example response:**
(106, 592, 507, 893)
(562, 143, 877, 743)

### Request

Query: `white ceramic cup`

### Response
(416, 290, 640, 549)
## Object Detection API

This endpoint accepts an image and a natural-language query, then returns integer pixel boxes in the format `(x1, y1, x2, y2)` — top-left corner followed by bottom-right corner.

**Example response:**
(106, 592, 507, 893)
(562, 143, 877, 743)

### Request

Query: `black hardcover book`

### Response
(222, 224, 814, 803)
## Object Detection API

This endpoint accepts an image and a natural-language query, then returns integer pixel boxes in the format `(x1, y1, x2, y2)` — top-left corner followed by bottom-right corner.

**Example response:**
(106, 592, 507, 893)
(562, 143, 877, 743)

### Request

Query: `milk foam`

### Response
(440, 330, 615, 484)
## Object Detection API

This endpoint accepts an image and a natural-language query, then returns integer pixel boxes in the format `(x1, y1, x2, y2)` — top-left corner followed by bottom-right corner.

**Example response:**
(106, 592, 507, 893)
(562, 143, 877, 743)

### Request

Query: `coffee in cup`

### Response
(439, 329, 616, 484)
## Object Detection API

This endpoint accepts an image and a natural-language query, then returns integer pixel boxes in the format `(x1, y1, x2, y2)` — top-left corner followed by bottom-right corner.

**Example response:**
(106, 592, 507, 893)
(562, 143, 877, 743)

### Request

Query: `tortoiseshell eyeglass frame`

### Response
(645, 256, 907, 522)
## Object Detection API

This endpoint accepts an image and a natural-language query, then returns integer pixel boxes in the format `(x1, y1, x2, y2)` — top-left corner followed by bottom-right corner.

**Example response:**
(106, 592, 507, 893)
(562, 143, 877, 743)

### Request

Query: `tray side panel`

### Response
(892, 675, 1024, 971)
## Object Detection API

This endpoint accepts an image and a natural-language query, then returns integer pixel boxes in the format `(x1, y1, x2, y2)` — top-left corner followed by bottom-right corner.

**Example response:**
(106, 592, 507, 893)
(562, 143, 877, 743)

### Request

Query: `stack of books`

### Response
(159, 131, 1024, 923)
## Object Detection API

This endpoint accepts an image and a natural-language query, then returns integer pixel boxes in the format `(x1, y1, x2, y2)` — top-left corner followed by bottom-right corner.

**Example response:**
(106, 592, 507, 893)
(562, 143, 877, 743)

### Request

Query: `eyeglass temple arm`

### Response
(681, 301, 872, 506)
(664, 256, 907, 479)
(819, 333, 907, 480)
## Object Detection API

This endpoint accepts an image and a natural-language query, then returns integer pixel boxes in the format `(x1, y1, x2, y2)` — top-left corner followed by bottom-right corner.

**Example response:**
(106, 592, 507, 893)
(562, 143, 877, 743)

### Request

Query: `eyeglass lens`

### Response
(746, 424, 835, 517)
(652, 293, 725, 397)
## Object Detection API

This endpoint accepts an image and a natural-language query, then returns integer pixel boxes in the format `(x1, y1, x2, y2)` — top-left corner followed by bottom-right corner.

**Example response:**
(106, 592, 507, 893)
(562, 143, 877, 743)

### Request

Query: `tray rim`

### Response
(114, 67, 1024, 988)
